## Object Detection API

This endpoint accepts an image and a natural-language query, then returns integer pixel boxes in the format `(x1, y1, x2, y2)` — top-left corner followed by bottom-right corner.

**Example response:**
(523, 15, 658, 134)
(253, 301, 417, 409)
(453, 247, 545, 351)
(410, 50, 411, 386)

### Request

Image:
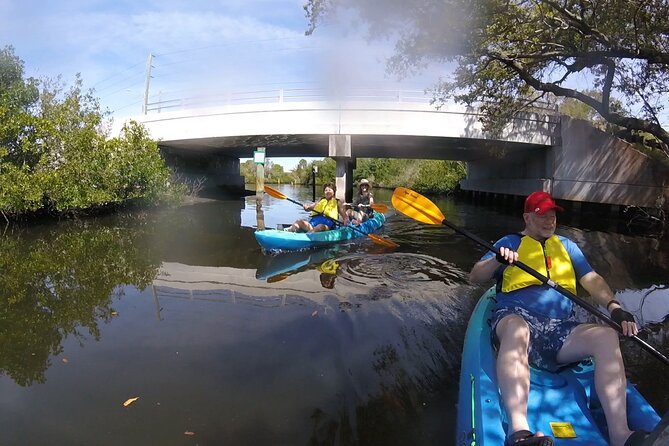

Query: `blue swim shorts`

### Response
(490, 306, 581, 372)
(310, 215, 336, 230)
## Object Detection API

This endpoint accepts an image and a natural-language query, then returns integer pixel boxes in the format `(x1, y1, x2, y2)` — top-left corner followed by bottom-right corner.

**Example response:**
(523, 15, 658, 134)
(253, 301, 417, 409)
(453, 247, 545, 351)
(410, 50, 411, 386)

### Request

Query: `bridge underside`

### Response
(155, 123, 668, 210)
(156, 133, 548, 162)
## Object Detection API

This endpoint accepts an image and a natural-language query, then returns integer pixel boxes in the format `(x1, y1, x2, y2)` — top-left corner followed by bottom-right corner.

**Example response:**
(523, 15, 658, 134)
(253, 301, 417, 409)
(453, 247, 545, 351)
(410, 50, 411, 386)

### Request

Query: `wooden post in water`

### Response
(254, 147, 266, 230)
(312, 166, 317, 202)
(256, 200, 265, 230)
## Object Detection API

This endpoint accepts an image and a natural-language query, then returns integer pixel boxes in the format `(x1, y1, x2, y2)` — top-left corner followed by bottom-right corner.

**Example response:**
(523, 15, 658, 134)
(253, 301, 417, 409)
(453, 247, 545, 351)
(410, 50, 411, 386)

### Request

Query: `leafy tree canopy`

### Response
(0, 45, 181, 218)
(305, 0, 669, 159)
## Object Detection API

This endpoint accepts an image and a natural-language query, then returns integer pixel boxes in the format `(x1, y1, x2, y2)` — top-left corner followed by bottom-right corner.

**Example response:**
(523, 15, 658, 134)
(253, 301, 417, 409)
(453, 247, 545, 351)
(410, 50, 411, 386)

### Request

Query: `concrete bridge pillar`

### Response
(329, 135, 354, 202)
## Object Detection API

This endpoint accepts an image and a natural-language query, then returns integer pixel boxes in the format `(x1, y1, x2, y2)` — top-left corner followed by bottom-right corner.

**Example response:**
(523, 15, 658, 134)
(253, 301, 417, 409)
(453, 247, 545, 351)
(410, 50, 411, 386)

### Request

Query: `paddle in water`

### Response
(264, 185, 398, 248)
(391, 186, 669, 366)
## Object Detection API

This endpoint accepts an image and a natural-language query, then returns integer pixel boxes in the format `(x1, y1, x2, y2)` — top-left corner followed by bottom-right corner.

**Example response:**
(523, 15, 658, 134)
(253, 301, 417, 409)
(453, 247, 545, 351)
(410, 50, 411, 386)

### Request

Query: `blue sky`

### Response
(1, 0, 439, 170)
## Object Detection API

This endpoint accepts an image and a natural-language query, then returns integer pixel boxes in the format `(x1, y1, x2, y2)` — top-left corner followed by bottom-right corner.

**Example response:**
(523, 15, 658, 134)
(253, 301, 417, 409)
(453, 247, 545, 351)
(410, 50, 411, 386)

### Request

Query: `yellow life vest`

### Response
(501, 235, 577, 294)
(318, 259, 339, 275)
(311, 198, 339, 220)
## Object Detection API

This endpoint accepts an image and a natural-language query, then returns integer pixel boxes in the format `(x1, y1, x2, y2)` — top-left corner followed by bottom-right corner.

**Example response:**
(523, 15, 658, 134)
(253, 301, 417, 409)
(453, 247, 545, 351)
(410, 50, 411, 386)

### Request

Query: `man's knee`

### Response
(563, 324, 621, 359)
(591, 325, 620, 349)
(497, 315, 530, 346)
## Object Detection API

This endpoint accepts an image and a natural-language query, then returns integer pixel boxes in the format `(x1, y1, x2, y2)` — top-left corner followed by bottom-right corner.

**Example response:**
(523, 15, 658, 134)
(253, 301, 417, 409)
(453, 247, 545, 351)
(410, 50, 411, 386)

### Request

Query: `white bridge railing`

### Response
(145, 86, 559, 117)
(145, 87, 433, 114)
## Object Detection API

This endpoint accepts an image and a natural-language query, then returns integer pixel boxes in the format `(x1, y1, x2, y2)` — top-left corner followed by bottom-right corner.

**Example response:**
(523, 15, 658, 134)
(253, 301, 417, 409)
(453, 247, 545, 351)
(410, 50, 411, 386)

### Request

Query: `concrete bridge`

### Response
(133, 87, 668, 210)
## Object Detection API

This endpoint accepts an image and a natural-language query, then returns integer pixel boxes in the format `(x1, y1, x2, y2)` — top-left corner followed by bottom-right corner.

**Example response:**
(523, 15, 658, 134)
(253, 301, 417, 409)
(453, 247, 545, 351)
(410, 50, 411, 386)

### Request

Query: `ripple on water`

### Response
(340, 252, 469, 286)
(331, 252, 477, 328)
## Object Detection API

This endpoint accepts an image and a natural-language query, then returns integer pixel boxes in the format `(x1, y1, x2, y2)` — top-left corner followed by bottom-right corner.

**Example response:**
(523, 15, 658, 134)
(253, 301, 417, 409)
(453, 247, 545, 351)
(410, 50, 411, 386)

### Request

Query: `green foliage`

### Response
(242, 159, 303, 185)
(313, 158, 336, 183)
(293, 159, 311, 184)
(305, 0, 669, 159)
(0, 46, 180, 217)
(243, 157, 466, 195)
(353, 158, 465, 194)
(558, 90, 626, 134)
(0, 162, 44, 214)
(411, 160, 466, 194)
(0, 46, 41, 171)
(240, 159, 256, 183)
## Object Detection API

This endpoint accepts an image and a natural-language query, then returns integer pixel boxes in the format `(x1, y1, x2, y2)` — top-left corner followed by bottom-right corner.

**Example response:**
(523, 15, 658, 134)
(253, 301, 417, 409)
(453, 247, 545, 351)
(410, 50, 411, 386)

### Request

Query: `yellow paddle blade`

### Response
(368, 233, 399, 248)
(263, 185, 287, 200)
(391, 187, 445, 225)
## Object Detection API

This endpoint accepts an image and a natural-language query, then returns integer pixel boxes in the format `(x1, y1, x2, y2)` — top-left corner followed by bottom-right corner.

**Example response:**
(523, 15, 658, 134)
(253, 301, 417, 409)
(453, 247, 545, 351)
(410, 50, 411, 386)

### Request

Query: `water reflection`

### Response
(0, 187, 667, 445)
(0, 217, 161, 386)
(152, 251, 476, 445)
(255, 246, 344, 283)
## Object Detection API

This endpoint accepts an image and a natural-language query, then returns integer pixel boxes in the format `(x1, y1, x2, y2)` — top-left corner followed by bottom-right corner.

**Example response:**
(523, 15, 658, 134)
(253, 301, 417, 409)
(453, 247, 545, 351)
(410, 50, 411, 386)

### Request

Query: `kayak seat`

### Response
(530, 368, 568, 388)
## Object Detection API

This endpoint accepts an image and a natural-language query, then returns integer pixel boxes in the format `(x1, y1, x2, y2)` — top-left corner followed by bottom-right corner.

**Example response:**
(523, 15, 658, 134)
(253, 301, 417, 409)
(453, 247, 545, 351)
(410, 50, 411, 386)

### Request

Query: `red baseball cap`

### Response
(524, 191, 564, 215)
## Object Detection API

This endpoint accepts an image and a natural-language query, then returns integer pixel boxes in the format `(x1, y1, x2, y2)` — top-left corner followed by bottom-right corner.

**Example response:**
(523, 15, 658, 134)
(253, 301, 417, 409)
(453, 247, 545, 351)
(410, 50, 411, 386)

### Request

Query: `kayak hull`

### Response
(255, 246, 341, 280)
(255, 213, 385, 252)
(456, 287, 660, 445)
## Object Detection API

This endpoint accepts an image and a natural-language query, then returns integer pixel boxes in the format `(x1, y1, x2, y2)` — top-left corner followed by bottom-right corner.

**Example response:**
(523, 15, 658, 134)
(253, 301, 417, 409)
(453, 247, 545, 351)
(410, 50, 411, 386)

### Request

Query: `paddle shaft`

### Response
(441, 218, 669, 366)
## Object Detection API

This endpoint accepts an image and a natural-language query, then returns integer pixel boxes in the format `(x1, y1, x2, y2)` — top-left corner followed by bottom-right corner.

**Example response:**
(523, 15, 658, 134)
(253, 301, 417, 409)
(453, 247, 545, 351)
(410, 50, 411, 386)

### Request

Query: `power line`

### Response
(153, 36, 307, 58)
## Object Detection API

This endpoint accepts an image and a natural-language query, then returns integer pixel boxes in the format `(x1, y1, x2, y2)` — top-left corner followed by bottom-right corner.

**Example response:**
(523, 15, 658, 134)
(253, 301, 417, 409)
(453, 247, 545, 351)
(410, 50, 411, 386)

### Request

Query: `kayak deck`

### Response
(254, 212, 385, 252)
(456, 287, 660, 445)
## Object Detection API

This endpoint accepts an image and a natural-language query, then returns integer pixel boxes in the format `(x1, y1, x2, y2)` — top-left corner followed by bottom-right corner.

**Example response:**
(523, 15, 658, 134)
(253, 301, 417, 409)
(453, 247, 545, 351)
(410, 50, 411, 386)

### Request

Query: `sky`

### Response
(0, 0, 440, 170)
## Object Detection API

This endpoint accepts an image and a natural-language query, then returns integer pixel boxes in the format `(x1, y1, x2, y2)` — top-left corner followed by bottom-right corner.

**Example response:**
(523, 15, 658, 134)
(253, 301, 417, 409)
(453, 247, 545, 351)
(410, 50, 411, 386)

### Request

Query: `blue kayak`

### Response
(456, 287, 660, 445)
(255, 212, 385, 252)
(255, 246, 341, 280)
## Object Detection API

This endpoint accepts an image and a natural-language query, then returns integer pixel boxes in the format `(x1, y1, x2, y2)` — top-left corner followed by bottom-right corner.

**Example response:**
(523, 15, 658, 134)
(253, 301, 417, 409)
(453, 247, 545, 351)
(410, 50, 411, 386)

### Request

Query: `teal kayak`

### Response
(456, 287, 660, 445)
(255, 246, 341, 280)
(254, 212, 385, 252)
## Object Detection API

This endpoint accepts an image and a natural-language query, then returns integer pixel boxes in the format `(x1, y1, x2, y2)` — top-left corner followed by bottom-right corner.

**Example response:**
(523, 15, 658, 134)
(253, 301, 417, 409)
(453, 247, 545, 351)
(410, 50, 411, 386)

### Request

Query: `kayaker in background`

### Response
(347, 179, 375, 225)
(286, 183, 349, 233)
(469, 191, 645, 446)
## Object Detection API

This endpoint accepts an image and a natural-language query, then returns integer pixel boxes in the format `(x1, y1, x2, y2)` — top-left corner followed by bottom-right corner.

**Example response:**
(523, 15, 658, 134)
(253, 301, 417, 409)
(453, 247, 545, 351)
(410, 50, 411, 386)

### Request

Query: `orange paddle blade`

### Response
(370, 203, 389, 213)
(263, 185, 287, 200)
(391, 187, 445, 225)
(367, 233, 399, 248)
(267, 273, 290, 283)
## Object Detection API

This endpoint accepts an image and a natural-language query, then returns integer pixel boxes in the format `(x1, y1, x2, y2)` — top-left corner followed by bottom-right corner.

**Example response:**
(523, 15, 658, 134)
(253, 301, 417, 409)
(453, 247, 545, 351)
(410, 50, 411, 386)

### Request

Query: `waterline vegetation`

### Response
(0, 46, 184, 222)
(241, 157, 467, 195)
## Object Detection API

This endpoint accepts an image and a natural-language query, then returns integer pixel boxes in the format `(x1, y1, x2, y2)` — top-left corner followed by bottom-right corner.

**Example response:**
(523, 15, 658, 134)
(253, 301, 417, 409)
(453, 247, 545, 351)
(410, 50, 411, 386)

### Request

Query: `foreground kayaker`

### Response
(286, 182, 349, 233)
(469, 191, 645, 446)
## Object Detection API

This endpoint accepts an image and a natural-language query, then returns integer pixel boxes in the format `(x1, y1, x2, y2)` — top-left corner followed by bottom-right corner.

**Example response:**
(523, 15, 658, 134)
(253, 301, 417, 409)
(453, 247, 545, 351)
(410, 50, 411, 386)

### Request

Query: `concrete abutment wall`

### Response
(461, 116, 668, 212)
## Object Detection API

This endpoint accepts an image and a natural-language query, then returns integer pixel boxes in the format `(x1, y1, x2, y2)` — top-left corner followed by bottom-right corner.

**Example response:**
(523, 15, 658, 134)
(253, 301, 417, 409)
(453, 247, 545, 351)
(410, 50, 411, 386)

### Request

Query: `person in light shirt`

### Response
(346, 178, 375, 224)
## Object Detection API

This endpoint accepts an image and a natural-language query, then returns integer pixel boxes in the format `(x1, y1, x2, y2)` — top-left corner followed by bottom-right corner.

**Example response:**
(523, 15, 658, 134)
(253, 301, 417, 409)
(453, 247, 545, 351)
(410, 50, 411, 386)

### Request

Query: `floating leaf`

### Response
(123, 397, 140, 407)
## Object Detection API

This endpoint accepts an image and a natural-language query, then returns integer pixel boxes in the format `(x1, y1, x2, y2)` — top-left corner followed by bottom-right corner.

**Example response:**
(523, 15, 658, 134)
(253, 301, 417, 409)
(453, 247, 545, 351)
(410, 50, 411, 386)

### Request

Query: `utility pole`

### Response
(142, 53, 154, 115)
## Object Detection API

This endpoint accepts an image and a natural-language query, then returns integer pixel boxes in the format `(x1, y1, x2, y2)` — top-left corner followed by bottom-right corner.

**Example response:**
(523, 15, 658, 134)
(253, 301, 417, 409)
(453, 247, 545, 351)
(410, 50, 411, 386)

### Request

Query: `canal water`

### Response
(1, 185, 667, 446)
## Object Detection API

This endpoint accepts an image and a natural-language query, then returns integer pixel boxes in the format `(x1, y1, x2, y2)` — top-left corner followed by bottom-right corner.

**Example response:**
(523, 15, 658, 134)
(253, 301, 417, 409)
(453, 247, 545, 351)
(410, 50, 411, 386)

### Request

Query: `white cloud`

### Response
(2, 0, 437, 122)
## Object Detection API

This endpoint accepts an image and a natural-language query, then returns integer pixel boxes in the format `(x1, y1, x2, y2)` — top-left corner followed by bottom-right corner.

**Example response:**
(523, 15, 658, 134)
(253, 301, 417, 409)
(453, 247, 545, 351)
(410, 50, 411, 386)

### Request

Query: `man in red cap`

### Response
(469, 191, 643, 446)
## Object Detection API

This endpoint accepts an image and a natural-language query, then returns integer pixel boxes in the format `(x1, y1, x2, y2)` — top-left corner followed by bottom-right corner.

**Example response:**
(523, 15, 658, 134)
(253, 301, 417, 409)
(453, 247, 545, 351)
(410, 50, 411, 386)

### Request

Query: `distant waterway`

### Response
(0, 185, 667, 445)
